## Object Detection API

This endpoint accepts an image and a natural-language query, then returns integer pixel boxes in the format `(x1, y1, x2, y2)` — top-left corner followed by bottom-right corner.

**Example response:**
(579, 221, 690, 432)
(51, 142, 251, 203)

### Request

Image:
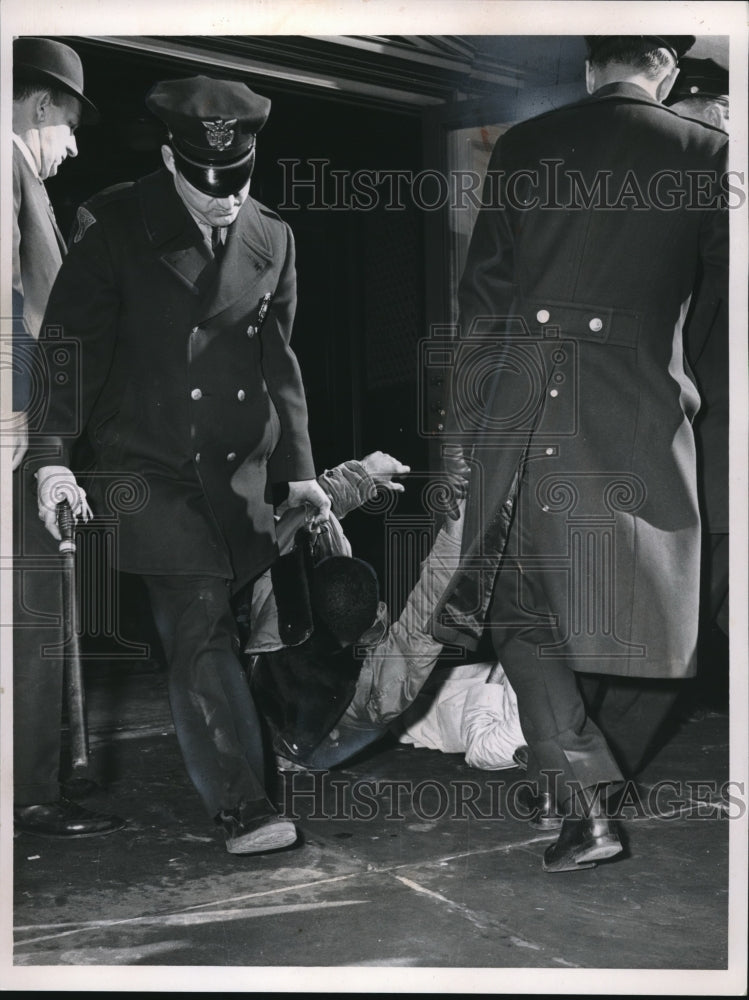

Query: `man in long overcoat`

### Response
(432, 36, 729, 872)
(12, 37, 125, 839)
(31, 76, 330, 854)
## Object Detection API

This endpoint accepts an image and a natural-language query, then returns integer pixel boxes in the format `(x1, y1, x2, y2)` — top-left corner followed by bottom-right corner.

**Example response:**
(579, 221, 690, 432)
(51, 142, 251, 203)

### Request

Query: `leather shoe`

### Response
(217, 799, 297, 855)
(14, 799, 126, 839)
(542, 815, 623, 873)
(513, 783, 562, 830)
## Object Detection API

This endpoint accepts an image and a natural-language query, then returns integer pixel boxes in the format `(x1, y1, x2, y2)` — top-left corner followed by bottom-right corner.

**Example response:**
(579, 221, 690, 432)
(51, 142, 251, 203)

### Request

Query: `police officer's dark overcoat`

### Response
(433, 82, 729, 679)
(38, 168, 315, 589)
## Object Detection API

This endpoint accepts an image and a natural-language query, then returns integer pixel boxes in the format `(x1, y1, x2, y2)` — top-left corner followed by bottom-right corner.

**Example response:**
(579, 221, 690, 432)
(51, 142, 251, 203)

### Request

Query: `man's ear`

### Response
(656, 66, 680, 103)
(33, 89, 52, 125)
(585, 59, 596, 95)
(161, 144, 176, 176)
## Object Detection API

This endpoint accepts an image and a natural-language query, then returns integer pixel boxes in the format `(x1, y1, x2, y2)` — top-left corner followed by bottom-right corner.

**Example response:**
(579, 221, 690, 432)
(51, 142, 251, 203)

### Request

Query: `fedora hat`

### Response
(13, 37, 99, 124)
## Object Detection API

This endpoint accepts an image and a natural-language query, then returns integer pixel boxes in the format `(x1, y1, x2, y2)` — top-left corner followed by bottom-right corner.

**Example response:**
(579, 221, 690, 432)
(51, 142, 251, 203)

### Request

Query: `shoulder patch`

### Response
(72, 206, 97, 244)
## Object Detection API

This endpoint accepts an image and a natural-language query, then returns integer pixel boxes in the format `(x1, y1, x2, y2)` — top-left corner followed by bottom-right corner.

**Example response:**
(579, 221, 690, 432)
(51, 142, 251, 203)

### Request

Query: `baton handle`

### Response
(57, 499, 76, 554)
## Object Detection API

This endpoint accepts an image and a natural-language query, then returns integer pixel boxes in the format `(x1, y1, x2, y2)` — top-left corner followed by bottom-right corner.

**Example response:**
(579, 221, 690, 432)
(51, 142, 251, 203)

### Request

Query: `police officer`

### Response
(433, 35, 728, 872)
(31, 75, 330, 854)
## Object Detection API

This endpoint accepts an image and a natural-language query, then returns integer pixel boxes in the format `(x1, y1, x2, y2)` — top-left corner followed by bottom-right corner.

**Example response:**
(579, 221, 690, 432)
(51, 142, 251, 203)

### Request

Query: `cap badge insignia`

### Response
(202, 118, 238, 151)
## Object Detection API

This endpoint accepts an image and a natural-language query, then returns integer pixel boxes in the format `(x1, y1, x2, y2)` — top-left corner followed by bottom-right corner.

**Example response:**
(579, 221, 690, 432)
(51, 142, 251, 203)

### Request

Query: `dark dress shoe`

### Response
(14, 799, 126, 839)
(542, 815, 623, 873)
(513, 784, 563, 830)
(217, 799, 297, 855)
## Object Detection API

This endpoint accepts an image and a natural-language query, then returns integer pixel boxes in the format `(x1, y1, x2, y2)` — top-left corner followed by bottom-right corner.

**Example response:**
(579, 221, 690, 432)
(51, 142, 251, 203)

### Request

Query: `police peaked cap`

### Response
(585, 35, 696, 62)
(146, 75, 271, 196)
(13, 36, 99, 123)
(665, 57, 729, 103)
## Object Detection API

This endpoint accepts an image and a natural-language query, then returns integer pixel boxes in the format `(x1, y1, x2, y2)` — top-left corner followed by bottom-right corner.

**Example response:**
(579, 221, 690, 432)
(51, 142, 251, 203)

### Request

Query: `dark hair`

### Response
(590, 38, 676, 80)
(13, 70, 69, 105)
(310, 556, 379, 646)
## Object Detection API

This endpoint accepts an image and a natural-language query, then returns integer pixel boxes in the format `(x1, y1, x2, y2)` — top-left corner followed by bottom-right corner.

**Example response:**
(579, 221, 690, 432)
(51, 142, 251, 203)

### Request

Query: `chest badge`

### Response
(257, 292, 272, 329)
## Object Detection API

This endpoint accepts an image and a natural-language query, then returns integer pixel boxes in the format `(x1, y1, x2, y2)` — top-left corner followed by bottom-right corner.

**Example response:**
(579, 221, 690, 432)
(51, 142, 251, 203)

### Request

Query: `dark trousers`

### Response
(706, 532, 729, 634)
(488, 566, 623, 813)
(13, 461, 65, 806)
(142, 574, 269, 818)
(492, 631, 624, 811)
(578, 674, 682, 777)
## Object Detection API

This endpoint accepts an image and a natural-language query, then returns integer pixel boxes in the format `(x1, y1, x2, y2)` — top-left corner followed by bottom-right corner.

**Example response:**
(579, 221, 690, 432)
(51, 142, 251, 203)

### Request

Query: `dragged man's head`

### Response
(310, 556, 381, 648)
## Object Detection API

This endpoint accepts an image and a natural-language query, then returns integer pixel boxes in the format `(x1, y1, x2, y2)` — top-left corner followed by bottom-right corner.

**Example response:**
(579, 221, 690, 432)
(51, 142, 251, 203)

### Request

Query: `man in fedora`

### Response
(12, 37, 125, 839)
(433, 35, 728, 872)
(29, 75, 330, 853)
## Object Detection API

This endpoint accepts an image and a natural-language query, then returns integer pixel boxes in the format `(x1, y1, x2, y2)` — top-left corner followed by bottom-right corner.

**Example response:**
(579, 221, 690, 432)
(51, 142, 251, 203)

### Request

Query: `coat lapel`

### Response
(199, 197, 274, 323)
(138, 170, 212, 294)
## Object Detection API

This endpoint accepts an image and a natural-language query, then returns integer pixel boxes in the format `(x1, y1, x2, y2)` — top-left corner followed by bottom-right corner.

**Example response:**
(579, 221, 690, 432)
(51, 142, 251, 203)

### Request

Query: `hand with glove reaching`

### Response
(35, 466, 93, 541)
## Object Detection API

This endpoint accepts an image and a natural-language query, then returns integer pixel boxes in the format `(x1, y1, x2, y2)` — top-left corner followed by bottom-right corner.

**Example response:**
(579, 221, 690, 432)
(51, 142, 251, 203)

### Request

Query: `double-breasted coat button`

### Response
(227, 452, 237, 462)
(191, 387, 202, 400)
(237, 389, 246, 401)
(589, 317, 603, 332)
(550, 388, 559, 397)
(246, 325, 256, 338)
(536, 309, 550, 323)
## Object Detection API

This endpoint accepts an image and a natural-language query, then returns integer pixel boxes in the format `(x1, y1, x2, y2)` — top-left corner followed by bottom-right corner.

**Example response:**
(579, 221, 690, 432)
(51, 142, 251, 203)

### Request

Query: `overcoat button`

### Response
(237, 389, 246, 401)
(191, 388, 202, 400)
(545, 447, 554, 455)
(589, 317, 603, 332)
(536, 309, 550, 323)
(246, 325, 256, 337)
(227, 452, 237, 461)
(550, 389, 559, 397)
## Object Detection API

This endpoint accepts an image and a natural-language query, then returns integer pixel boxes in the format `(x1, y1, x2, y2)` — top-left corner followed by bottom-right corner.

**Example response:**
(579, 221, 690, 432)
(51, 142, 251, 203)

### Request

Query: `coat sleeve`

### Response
(696, 141, 729, 309)
(262, 222, 316, 484)
(317, 460, 378, 519)
(31, 210, 121, 470)
(344, 526, 460, 725)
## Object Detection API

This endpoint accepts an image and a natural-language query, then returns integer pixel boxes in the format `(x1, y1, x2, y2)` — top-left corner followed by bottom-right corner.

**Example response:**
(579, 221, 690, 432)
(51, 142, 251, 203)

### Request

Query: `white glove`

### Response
(36, 465, 93, 541)
(287, 478, 331, 531)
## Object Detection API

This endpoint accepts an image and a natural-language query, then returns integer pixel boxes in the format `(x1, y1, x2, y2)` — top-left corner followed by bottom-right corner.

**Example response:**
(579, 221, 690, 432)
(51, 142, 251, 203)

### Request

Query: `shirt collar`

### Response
(13, 133, 40, 179)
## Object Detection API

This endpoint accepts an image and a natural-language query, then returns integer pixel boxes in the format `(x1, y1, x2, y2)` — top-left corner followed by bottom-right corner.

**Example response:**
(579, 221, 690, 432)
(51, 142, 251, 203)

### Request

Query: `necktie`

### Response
(211, 226, 224, 261)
